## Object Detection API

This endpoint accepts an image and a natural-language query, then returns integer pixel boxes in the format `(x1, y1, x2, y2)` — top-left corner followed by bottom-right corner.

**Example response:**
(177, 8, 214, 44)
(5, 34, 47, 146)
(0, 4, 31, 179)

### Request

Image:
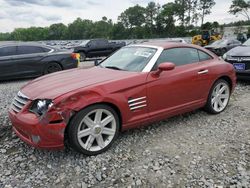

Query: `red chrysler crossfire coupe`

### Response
(9, 42, 236, 155)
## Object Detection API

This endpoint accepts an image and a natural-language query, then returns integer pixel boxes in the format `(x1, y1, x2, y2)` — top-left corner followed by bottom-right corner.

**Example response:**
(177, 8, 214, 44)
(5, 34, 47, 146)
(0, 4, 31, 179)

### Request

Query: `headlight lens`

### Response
(223, 53, 232, 60)
(30, 99, 53, 116)
(222, 53, 227, 60)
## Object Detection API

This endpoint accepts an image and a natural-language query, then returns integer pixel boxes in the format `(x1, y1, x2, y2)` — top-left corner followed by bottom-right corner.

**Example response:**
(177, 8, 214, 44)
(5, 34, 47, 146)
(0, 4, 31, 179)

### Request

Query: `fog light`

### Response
(31, 135, 41, 144)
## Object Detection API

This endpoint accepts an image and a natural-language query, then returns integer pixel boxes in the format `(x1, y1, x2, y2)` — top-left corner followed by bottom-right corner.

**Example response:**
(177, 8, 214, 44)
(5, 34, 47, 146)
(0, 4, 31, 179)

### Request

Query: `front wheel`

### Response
(67, 104, 120, 155)
(204, 79, 231, 114)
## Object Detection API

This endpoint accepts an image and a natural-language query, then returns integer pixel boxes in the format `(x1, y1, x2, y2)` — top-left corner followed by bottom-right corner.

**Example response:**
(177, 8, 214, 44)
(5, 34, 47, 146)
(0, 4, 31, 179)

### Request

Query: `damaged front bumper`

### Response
(9, 109, 68, 150)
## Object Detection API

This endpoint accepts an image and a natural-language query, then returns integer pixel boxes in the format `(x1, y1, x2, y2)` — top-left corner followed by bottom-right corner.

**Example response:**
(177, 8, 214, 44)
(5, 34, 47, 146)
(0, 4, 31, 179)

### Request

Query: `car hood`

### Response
(227, 45, 250, 56)
(21, 67, 138, 100)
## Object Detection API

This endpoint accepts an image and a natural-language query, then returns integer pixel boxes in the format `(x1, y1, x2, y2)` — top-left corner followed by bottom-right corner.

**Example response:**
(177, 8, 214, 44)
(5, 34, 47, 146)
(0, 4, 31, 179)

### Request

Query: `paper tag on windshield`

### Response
(134, 51, 152, 58)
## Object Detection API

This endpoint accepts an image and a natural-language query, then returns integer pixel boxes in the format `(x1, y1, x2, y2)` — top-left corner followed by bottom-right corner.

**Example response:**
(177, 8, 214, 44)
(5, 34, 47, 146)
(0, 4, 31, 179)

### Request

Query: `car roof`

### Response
(140, 41, 198, 49)
(0, 41, 61, 51)
(130, 42, 218, 58)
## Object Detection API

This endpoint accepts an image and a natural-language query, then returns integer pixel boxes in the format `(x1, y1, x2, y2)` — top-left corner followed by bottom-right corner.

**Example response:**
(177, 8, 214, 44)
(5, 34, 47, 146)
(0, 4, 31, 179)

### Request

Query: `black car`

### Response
(74, 39, 126, 61)
(0, 42, 79, 81)
(223, 39, 250, 80)
(204, 39, 241, 56)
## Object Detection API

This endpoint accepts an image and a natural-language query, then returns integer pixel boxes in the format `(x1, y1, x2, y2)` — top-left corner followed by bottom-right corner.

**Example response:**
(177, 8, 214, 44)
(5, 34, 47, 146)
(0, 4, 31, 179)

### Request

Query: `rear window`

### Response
(198, 50, 212, 61)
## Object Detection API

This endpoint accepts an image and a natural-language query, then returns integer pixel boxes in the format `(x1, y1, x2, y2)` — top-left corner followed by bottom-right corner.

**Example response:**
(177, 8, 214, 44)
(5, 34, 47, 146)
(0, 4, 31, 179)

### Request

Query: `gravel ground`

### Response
(0, 67, 249, 187)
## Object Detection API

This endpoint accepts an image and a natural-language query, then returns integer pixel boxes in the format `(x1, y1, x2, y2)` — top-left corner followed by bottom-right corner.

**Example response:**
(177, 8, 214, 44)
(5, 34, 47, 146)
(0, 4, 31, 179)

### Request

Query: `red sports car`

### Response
(9, 42, 236, 155)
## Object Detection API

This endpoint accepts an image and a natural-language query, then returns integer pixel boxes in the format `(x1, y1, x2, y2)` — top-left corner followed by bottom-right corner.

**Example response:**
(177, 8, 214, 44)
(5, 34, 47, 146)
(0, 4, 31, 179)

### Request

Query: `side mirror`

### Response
(153, 62, 175, 76)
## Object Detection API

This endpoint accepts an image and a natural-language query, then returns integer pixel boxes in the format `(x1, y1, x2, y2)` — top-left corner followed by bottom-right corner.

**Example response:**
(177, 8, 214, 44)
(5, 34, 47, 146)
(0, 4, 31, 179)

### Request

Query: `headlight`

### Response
(30, 99, 53, 116)
(222, 53, 228, 60)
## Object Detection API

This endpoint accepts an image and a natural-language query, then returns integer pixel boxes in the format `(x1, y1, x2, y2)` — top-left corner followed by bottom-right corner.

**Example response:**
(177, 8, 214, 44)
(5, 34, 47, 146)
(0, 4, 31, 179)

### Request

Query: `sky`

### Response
(0, 0, 246, 33)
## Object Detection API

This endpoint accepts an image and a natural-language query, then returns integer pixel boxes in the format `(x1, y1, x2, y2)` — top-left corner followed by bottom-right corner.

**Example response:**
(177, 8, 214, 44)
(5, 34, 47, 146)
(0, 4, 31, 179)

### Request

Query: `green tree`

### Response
(48, 23, 67, 40)
(198, 0, 216, 26)
(91, 20, 113, 38)
(157, 3, 176, 37)
(111, 22, 127, 39)
(229, 0, 250, 21)
(118, 5, 146, 28)
(67, 18, 93, 39)
(174, 0, 187, 26)
(185, 0, 198, 26)
(145, 2, 160, 34)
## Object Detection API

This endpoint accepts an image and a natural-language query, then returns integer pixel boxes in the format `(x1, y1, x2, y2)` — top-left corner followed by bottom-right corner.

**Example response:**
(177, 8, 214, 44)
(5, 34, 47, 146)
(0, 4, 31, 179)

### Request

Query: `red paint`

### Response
(9, 43, 236, 150)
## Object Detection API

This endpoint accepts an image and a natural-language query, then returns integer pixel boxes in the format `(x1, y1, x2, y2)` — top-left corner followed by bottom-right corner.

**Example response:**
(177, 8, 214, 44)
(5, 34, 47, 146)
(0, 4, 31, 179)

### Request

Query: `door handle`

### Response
(198, 70, 209, 75)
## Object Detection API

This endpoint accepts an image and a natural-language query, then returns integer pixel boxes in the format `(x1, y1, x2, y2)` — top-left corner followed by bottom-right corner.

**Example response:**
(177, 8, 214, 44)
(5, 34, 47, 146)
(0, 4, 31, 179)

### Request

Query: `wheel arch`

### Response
(217, 75, 233, 91)
(44, 61, 63, 74)
(64, 101, 123, 141)
(205, 75, 233, 101)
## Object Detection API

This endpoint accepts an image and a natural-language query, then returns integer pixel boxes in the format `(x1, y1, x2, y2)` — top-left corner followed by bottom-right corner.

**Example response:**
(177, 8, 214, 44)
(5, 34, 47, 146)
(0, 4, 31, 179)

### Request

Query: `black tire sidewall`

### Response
(44, 62, 62, 74)
(80, 52, 86, 62)
(205, 79, 230, 114)
(67, 104, 120, 155)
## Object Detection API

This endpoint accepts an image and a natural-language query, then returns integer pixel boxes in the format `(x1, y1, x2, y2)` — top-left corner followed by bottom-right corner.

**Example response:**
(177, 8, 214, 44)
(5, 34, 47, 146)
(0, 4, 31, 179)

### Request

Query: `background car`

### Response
(9, 42, 236, 155)
(73, 39, 126, 61)
(223, 38, 250, 80)
(204, 39, 241, 56)
(0, 42, 80, 81)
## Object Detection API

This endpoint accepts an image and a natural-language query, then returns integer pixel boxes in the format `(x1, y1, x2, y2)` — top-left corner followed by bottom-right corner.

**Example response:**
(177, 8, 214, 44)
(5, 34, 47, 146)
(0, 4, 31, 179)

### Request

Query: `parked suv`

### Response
(74, 39, 126, 61)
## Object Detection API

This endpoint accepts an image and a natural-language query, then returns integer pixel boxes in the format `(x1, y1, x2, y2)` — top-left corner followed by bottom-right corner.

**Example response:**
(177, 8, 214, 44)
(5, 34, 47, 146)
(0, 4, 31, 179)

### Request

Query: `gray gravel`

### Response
(0, 68, 249, 187)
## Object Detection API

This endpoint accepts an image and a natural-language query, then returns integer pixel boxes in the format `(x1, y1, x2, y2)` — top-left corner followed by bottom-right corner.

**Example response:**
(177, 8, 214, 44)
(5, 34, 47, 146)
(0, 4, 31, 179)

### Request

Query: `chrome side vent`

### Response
(11, 91, 30, 113)
(128, 96, 147, 111)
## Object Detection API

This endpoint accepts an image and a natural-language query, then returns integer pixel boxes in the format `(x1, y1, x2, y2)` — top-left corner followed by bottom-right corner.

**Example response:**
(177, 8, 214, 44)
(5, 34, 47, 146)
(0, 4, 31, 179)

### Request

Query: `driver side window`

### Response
(154, 47, 200, 70)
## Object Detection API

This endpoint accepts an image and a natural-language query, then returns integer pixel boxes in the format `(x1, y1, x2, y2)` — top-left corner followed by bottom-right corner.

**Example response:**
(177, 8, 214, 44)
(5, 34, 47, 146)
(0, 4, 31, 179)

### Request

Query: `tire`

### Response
(204, 79, 231, 114)
(44, 62, 62, 74)
(67, 104, 120, 155)
(79, 52, 86, 62)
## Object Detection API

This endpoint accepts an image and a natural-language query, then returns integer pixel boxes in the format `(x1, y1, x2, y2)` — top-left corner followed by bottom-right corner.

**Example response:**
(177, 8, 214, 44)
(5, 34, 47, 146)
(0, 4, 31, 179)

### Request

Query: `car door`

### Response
(99, 40, 112, 56)
(13, 45, 46, 77)
(146, 47, 211, 120)
(87, 40, 101, 57)
(0, 45, 18, 80)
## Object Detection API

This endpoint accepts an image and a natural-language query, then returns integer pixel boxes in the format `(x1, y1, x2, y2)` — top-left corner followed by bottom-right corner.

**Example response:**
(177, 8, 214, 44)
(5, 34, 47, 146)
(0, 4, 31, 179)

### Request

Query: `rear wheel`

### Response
(67, 104, 120, 155)
(44, 62, 62, 74)
(205, 79, 231, 114)
(79, 52, 86, 62)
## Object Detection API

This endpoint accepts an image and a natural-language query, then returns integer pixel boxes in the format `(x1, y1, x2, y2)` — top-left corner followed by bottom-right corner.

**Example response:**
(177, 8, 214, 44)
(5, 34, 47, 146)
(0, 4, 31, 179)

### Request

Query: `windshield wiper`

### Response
(104, 66, 123, 70)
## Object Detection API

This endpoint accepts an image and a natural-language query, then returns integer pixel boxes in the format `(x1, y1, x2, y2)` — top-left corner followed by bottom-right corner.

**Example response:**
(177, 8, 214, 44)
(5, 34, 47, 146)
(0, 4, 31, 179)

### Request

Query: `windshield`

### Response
(211, 40, 228, 46)
(80, 40, 90, 46)
(99, 46, 157, 72)
(243, 39, 250, 46)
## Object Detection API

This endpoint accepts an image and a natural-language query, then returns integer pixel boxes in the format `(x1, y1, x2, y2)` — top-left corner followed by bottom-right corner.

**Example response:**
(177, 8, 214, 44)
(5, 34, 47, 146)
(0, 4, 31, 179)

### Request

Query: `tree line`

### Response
(0, 0, 249, 41)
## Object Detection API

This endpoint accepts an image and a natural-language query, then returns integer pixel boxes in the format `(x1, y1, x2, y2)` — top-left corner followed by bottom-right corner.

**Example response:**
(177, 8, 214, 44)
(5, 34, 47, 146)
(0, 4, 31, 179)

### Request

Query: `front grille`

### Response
(11, 91, 30, 113)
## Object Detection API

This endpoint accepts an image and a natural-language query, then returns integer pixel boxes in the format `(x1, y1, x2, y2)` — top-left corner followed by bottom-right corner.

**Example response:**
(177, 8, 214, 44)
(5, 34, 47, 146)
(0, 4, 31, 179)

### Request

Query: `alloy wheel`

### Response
(77, 109, 117, 152)
(211, 82, 230, 113)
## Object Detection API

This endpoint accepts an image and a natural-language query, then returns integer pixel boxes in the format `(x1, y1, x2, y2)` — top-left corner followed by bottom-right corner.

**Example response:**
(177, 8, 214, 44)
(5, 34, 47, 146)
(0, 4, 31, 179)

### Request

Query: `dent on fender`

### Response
(39, 90, 103, 126)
